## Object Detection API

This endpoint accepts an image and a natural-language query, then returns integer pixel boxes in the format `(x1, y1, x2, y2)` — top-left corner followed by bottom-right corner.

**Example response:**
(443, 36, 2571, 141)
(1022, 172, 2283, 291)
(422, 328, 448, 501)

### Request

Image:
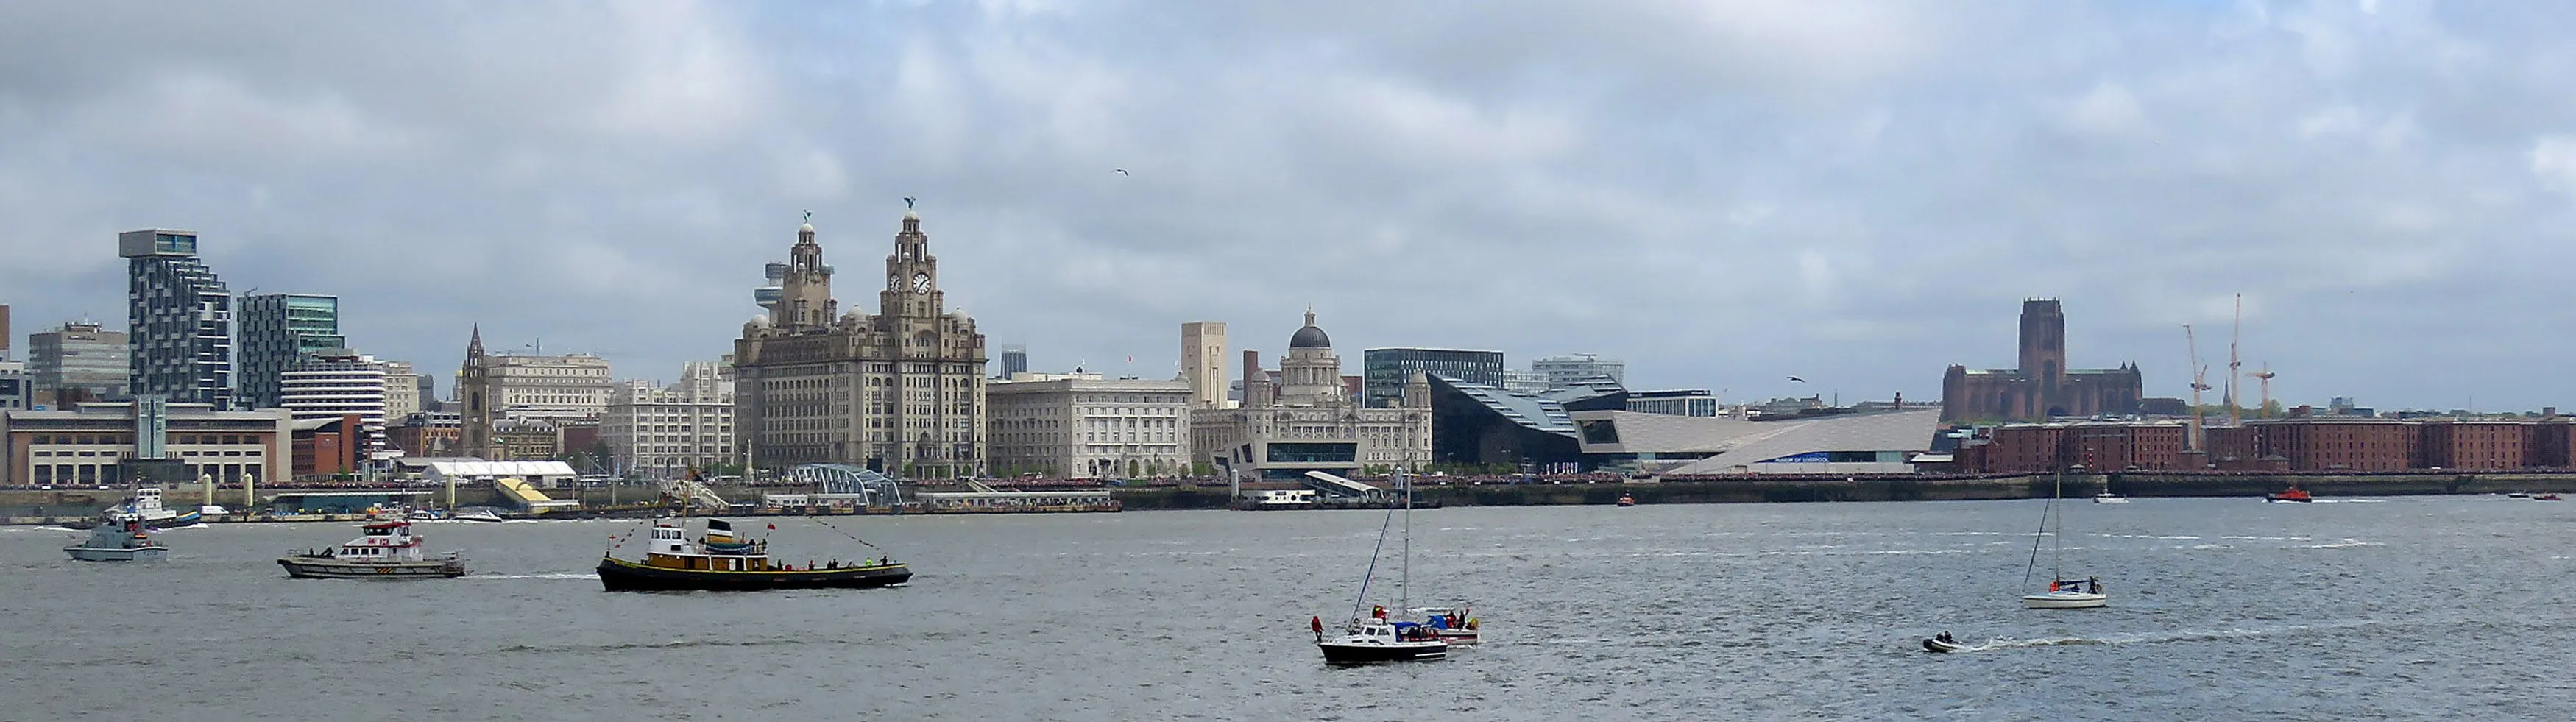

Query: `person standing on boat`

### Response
(1373, 605, 1387, 620)
(1312, 615, 1324, 642)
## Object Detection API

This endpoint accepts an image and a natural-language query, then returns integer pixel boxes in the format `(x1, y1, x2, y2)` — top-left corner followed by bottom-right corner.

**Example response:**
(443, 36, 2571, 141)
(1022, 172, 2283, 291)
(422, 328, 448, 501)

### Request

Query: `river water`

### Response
(2, 496, 2569, 721)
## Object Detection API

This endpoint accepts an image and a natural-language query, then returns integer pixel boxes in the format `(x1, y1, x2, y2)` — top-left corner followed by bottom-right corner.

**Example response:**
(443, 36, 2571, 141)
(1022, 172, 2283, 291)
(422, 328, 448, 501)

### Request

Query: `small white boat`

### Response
(450, 508, 506, 523)
(2020, 589, 2109, 609)
(2091, 492, 2129, 504)
(1408, 606, 1481, 645)
(1921, 635, 1968, 653)
(278, 520, 465, 578)
(66, 517, 168, 562)
(107, 487, 199, 528)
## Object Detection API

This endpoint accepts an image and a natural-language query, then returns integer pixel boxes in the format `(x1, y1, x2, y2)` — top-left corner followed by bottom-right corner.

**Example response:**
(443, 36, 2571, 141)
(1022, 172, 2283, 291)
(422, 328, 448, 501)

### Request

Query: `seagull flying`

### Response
(1786, 376, 1807, 383)
(1114, 168, 1130, 176)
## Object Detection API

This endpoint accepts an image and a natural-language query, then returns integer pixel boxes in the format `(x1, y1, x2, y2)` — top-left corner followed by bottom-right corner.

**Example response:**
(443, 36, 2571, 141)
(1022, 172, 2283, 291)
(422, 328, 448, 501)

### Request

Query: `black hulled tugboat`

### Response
(596, 518, 910, 592)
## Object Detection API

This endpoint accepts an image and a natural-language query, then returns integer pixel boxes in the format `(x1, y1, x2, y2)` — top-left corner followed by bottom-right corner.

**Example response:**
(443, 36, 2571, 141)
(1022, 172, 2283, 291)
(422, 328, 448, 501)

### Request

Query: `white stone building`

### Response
(988, 372, 1192, 478)
(1190, 311, 1431, 481)
(456, 325, 614, 459)
(380, 360, 421, 422)
(604, 361, 737, 478)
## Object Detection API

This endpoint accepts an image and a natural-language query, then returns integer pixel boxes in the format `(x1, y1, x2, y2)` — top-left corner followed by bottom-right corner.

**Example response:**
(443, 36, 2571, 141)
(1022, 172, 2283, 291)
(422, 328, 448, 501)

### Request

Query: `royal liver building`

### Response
(734, 208, 988, 478)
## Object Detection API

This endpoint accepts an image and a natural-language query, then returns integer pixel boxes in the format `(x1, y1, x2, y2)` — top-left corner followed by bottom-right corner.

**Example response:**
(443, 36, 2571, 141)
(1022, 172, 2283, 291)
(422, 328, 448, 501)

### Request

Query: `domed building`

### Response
(1189, 310, 1431, 485)
(732, 210, 988, 477)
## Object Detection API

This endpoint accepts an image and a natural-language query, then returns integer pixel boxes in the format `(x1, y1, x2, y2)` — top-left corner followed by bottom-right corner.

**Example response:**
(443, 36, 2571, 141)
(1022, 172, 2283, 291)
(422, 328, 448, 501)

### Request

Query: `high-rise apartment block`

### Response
(734, 211, 988, 477)
(238, 293, 346, 409)
(380, 361, 421, 421)
(1179, 322, 1228, 408)
(280, 349, 388, 454)
(1532, 353, 1624, 389)
(1362, 347, 1503, 408)
(999, 345, 1030, 380)
(603, 361, 737, 478)
(988, 372, 1192, 478)
(28, 322, 130, 403)
(121, 229, 233, 408)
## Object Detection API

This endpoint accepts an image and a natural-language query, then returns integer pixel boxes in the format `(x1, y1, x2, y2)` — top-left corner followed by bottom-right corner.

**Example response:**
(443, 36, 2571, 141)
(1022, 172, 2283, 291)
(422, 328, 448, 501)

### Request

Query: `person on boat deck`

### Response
(1373, 605, 1387, 620)
(1312, 615, 1325, 642)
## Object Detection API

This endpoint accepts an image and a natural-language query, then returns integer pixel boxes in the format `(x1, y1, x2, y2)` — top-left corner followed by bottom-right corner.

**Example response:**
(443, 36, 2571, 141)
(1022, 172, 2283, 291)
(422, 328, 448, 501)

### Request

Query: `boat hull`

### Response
(595, 556, 911, 592)
(2265, 496, 2313, 503)
(67, 545, 167, 562)
(2020, 592, 2109, 609)
(1317, 640, 1447, 664)
(1436, 629, 1479, 644)
(1922, 638, 1967, 653)
(278, 557, 466, 579)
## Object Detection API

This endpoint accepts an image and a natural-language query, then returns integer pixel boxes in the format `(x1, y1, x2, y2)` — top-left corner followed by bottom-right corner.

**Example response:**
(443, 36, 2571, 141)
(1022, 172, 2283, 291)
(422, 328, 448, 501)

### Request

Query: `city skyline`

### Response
(7, 3, 2576, 411)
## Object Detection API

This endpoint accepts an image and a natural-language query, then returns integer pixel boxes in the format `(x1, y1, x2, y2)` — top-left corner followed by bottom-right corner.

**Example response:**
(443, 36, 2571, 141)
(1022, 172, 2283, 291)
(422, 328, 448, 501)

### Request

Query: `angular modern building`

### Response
(238, 293, 346, 409)
(1572, 408, 1943, 475)
(26, 322, 130, 403)
(121, 229, 234, 408)
(733, 210, 988, 477)
(1627, 389, 1719, 417)
(1362, 347, 1503, 409)
(1940, 299, 2143, 422)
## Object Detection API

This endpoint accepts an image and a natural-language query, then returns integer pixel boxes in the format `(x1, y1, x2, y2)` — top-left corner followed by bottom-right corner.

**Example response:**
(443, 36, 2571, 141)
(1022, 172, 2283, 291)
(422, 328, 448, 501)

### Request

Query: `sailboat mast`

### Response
(1400, 470, 1412, 613)
(2051, 467, 2065, 583)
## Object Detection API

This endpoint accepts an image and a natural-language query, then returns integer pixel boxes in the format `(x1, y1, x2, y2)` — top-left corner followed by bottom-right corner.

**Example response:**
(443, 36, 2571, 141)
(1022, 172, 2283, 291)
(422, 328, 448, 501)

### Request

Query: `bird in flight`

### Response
(1786, 376, 1807, 383)
(1114, 168, 1130, 176)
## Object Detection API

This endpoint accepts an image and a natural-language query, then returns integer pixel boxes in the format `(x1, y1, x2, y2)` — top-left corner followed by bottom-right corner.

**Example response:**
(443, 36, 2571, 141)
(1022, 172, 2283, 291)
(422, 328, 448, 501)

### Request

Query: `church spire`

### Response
(467, 323, 484, 358)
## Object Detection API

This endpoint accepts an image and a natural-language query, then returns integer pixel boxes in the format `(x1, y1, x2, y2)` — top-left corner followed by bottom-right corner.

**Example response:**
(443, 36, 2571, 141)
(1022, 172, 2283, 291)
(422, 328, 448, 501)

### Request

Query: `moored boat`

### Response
(1616, 494, 1636, 507)
(2266, 486, 2313, 503)
(108, 487, 200, 528)
(451, 507, 506, 523)
(66, 517, 167, 562)
(278, 520, 466, 578)
(2532, 494, 2563, 501)
(596, 518, 910, 592)
(2091, 492, 2129, 504)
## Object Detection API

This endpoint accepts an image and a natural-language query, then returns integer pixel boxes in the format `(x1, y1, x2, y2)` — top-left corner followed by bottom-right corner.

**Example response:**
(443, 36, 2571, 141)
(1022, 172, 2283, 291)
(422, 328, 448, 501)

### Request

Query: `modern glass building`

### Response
(1361, 348, 1503, 408)
(1532, 353, 1625, 389)
(27, 322, 130, 403)
(121, 229, 233, 408)
(999, 344, 1029, 379)
(239, 294, 347, 408)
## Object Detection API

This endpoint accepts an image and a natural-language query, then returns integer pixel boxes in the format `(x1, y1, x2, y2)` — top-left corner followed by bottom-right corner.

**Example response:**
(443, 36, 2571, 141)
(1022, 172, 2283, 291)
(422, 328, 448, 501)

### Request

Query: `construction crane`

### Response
(2226, 293, 2244, 427)
(2248, 364, 2276, 419)
(2184, 324, 2212, 450)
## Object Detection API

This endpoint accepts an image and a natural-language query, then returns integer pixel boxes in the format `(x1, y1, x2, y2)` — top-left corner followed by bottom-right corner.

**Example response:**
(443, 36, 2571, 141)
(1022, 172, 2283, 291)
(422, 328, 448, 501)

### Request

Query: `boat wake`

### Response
(464, 573, 594, 580)
(1930, 623, 2357, 653)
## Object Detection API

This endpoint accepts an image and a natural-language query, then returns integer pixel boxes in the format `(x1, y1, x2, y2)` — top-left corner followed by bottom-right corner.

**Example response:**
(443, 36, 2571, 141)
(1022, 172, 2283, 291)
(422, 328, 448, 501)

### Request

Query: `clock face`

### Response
(913, 272, 932, 293)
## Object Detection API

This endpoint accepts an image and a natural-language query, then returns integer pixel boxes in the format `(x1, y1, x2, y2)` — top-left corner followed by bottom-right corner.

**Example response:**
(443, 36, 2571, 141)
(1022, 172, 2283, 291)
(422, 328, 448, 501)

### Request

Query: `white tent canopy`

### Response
(425, 460, 578, 484)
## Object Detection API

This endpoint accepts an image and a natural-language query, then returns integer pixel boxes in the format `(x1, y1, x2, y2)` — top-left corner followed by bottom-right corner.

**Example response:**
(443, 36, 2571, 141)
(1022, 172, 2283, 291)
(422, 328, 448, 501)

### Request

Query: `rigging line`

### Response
(807, 517, 885, 551)
(1349, 493, 1400, 622)
(2023, 495, 2050, 592)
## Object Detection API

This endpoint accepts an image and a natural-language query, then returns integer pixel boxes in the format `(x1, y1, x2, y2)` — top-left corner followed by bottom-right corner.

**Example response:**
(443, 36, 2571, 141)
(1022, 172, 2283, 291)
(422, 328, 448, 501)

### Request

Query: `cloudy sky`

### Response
(4, 1, 2573, 411)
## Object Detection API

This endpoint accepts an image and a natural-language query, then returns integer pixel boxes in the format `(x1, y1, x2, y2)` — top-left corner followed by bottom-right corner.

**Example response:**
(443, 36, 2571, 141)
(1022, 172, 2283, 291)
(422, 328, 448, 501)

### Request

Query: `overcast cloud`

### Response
(5, 1, 2575, 411)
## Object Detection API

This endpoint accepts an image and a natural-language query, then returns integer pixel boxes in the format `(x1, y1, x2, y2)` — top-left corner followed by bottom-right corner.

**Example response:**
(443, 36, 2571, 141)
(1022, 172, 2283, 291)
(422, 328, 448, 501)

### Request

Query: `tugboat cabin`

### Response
(643, 522, 778, 572)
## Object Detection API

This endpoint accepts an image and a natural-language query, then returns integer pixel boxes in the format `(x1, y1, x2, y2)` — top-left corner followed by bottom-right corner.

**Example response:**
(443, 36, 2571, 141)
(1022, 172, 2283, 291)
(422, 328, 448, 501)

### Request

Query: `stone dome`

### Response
(1289, 308, 1331, 349)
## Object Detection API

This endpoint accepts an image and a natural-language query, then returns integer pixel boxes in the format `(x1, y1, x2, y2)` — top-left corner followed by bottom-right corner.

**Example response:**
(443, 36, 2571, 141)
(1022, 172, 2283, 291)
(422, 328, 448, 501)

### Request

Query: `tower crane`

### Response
(2248, 364, 2276, 419)
(2226, 294, 2243, 427)
(2185, 324, 2212, 451)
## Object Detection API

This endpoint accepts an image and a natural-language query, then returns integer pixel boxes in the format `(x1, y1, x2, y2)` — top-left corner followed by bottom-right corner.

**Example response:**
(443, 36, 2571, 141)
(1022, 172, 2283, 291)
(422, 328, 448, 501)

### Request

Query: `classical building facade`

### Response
(456, 326, 614, 459)
(1941, 299, 2143, 422)
(733, 210, 988, 478)
(603, 361, 737, 478)
(1190, 311, 1431, 480)
(988, 373, 1192, 478)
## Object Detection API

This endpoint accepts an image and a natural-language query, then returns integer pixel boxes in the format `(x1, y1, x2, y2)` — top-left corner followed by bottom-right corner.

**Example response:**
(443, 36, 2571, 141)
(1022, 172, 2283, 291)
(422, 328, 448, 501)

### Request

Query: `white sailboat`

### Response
(2020, 467, 2106, 609)
(1315, 472, 1448, 664)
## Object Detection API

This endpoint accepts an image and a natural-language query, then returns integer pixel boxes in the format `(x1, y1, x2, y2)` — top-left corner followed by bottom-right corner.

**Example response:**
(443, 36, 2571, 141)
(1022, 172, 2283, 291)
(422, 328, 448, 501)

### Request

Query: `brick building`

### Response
(1975, 421, 2189, 473)
(1941, 300, 2143, 422)
(2419, 420, 2530, 471)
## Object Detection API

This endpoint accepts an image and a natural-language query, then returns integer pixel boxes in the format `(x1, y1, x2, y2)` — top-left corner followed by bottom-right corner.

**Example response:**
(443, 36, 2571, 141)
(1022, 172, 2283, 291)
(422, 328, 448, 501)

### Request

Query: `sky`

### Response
(4, 0, 2575, 412)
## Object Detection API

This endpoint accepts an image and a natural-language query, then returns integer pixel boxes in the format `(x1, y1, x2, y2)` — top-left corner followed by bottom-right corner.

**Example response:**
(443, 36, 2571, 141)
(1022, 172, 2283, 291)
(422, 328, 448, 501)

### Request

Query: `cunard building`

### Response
(734, 209, 987, 478)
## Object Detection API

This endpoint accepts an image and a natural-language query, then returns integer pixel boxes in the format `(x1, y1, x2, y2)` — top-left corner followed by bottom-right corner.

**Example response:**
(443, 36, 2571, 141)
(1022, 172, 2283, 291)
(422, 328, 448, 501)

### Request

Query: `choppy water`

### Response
(3, 496, 2571, 721)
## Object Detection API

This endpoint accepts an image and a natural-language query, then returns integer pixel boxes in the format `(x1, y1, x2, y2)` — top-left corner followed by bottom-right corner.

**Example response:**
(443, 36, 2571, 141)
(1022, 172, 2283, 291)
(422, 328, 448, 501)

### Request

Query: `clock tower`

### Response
(735, 205, 988, 479)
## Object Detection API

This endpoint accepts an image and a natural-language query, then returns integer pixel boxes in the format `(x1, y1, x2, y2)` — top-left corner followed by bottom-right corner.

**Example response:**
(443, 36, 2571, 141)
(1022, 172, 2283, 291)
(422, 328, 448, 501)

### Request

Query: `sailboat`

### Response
(1315, 471, 1448, 664)
(2020, 467, 2106, 609)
